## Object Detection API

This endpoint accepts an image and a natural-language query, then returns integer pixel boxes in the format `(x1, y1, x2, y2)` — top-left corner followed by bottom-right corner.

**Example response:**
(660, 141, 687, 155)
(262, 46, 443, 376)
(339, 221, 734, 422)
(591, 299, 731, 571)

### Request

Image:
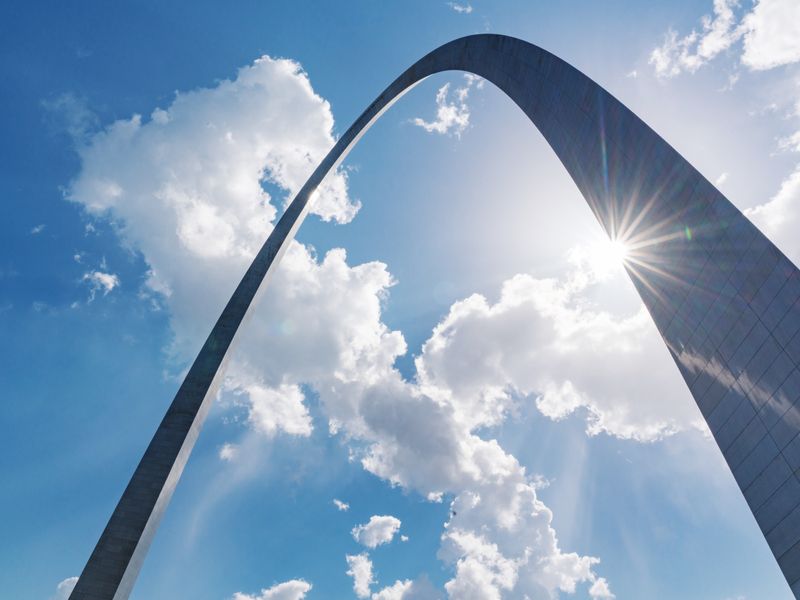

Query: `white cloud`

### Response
(411, 75, 482, 137)
(343, 369, 613, 597)
(589, 577, 615, 599)
(372, 578, 441, 600)
(82, 270, 120, 301)
(649, 0, 743, 78)
(241, 382, 313, 438)
(231, 579, 312, 600)
(352, 515, 402, 548)
(441, 530, 517, 599)
(372, 580, 414, 600)
(70, 56, 358, 227)
(333, 498, 350, 511)
(68, 55, 376, 442)
(53, 577, 78, 600)
(326, 246, 697, 595)
(346, 553, 374, 598)
(219, 442, 239, 461)
(715, 171, 729, 186)
(447, 2, 473, 14)
(30, 223, 46, 235)
(414, 255, 700, 441)
(650, 0, 800, 77)
(741, 0, 800, 70)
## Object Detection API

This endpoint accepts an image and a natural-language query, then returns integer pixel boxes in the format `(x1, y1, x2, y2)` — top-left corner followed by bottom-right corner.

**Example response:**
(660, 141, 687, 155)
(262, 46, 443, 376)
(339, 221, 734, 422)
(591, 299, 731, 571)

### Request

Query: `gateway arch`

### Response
(70, 34, 800, 599)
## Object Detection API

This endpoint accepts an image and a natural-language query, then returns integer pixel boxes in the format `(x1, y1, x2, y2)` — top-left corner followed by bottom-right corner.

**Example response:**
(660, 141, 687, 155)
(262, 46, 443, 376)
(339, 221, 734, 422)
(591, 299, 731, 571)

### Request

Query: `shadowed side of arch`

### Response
(70, 34, 800, 599)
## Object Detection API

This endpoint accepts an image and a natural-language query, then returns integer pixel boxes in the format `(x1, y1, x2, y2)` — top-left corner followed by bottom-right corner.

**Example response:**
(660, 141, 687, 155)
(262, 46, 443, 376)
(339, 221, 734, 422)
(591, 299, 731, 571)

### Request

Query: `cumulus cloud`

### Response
(70, 56, 358, 227)
(589, 577, 616, 599)
(411, 75, 482, 137)
(650, 0, 800, 77)
(231, 579, 312, 600)
(53, 577, 78, 600)
(68, 55, 376, 442)
(415, 254, 700, 441)
(741, 0, 800, 70)
(82, 270, 120, 301)
(352, 515, 402, 548)
(346, 553, 375, 598)
(333, 361, 615, 597)
(241, 382, 313, 438)
(333, 498, 350, 511)
(441, 530, 517, 599)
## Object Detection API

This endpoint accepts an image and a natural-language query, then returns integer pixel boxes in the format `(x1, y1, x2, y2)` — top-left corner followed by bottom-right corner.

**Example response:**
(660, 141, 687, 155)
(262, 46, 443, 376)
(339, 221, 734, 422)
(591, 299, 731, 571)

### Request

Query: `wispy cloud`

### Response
(650, 0, 743, 78)
(30, 223, 46, 235)
(82, 270, 120, 301)
(447, 2, 473, 14)
(333, 498, 349, 511)
(41, 92, 98, 145)
(218, 443, 239, 462)
(411, 74, 483, 137)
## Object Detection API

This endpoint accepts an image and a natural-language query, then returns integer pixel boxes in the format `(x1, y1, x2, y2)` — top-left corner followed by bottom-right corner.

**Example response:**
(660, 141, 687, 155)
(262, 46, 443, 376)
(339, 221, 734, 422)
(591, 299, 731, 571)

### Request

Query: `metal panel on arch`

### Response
(70, 34, 800, 599)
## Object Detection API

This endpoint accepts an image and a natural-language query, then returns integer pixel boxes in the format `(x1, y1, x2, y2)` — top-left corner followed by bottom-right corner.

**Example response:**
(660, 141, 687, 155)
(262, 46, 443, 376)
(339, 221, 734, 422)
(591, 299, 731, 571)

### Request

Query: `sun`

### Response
(605, 239, 630, 264)
(589, 237, 630, 278)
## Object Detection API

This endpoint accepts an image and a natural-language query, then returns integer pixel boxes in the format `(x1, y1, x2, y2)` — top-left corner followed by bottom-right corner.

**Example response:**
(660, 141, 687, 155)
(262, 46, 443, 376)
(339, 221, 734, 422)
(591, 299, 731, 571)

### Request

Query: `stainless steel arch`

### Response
(70, 34, 800, 599)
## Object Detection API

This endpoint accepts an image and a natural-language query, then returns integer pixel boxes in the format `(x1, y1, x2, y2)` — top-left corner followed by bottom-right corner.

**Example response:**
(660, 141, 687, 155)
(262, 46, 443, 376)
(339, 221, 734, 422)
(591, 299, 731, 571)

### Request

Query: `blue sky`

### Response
(3, 1, 800, 599)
